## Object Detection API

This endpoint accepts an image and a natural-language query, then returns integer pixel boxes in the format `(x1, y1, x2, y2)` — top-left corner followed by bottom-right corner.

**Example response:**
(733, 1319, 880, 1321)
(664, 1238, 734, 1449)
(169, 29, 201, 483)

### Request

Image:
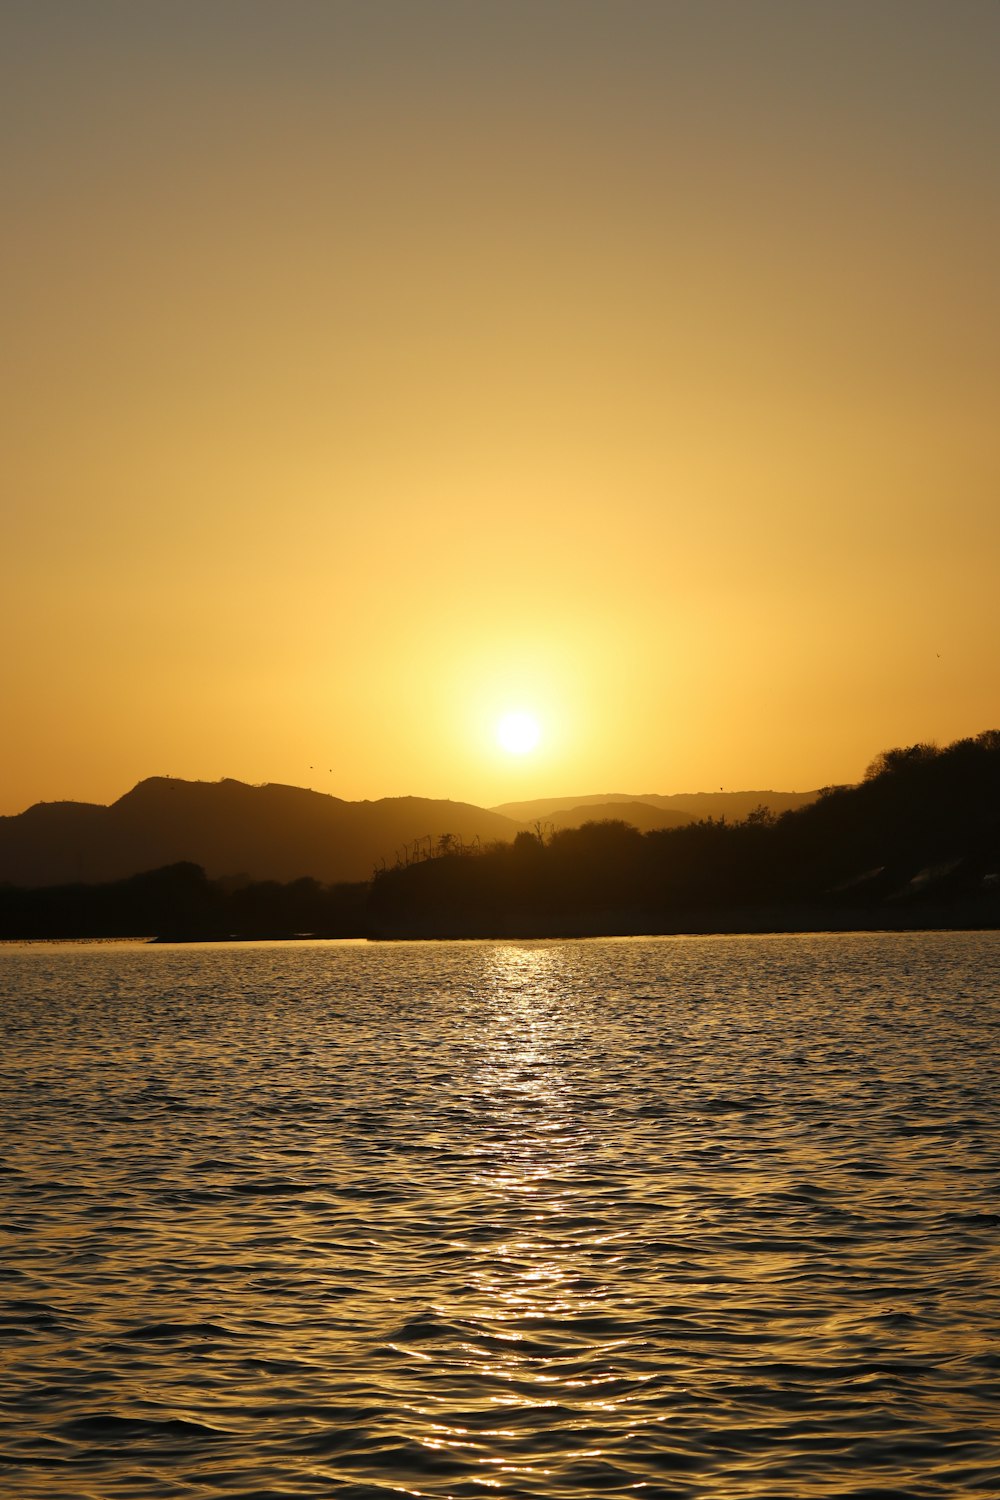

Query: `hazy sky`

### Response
(4, 1, 999, 813)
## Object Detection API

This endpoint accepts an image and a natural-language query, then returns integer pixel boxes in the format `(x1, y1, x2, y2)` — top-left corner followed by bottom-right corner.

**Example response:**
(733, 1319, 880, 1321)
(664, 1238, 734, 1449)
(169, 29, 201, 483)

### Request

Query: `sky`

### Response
(3, 0, 999, 814)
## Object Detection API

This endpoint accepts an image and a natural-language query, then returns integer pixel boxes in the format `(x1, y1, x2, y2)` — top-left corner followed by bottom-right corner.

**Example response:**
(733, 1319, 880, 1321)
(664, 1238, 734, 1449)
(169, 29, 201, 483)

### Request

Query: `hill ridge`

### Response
(0, 776, 520, 888)
(1, 775, 821, 889)
(491, 789, 820, 823)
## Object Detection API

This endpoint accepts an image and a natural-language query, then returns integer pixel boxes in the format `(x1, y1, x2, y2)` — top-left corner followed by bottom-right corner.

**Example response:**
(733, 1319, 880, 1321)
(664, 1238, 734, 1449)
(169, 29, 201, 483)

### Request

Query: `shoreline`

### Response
(4, 900, 997, 945)
(366, 905, 1000, 941)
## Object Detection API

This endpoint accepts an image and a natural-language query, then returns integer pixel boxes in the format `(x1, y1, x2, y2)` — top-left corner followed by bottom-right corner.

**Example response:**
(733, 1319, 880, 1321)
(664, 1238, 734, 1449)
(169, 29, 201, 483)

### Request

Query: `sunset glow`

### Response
(1, 3, 998, 816)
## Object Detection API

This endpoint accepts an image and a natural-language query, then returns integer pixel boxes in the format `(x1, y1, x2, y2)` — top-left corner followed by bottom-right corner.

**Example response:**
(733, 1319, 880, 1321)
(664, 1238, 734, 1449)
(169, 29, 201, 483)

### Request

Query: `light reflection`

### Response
(452, 943, 619, 1415)
(380, 943, 662, 1493)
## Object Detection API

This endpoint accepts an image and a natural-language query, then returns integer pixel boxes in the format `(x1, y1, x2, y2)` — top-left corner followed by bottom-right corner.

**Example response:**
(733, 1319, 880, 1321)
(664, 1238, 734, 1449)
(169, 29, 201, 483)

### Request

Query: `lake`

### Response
(1, 932, 998, 1498)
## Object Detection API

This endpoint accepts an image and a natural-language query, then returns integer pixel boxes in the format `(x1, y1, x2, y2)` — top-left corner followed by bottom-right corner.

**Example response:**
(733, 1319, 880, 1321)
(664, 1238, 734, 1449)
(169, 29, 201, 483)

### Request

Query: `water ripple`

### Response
(1, 932, 999, 1497)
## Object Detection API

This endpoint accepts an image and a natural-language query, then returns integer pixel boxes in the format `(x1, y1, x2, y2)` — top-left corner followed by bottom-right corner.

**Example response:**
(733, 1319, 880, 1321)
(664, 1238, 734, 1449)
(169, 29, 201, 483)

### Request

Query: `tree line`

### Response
(368, 731, 1000, 934)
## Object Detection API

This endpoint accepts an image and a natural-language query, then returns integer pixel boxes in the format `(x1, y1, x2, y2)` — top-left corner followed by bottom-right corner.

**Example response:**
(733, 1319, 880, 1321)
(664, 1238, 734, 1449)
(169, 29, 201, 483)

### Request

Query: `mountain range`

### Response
(0, 777, 819, 889)
(493, 790, 818, 824)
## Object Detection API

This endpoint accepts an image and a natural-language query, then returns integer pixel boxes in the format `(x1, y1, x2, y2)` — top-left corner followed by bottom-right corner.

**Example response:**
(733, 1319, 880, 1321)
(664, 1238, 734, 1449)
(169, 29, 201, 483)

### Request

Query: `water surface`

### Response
(1, 932, 998, 1497)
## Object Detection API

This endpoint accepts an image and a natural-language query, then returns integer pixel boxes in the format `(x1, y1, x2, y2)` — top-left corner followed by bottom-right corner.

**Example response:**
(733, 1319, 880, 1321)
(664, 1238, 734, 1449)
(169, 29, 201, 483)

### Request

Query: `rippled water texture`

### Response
(1, 932, 999, 1498)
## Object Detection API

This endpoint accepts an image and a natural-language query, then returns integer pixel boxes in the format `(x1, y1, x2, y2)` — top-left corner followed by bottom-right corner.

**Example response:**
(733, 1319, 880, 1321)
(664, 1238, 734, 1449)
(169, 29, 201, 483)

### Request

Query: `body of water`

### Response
(1, 932, 998, 1498)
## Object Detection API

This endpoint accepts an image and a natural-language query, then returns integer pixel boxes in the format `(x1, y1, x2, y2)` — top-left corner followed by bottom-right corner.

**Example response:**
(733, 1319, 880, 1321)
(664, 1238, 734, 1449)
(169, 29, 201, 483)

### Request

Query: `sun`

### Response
(497, 711, 541, 755)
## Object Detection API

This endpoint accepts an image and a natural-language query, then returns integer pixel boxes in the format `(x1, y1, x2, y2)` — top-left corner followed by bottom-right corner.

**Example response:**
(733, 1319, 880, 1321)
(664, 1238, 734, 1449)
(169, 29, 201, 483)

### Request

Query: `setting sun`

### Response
(497, 712, 541, 755)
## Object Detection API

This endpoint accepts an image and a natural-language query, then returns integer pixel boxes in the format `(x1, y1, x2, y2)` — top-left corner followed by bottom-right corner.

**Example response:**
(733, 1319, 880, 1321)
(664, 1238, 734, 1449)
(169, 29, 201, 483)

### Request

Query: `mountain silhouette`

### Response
(492, 789, 818, 823)
(0, 777, 827, 892)
(0, 778, 522, 887)
(4, 735, 996, 939)
(541, 801, 694, 833)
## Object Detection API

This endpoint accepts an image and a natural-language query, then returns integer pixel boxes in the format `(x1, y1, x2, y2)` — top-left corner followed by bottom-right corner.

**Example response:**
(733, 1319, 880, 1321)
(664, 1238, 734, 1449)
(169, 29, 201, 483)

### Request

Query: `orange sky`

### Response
(3, 1, 999, 814)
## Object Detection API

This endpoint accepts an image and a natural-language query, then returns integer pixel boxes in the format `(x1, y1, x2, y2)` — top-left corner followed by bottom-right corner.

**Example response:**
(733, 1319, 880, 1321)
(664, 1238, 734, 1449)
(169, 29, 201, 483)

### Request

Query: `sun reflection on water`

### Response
(429, 943, 630, 1448)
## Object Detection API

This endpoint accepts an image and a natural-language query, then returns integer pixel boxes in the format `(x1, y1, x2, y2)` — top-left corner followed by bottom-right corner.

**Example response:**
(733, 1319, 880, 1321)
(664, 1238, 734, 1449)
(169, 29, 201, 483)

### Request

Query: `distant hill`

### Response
(0, 778, 521, 888)
(4, 735, 998, 938)
(493, 789, 819, 824)
(541, 801, 693, 833)
(0, 776, 822, 892)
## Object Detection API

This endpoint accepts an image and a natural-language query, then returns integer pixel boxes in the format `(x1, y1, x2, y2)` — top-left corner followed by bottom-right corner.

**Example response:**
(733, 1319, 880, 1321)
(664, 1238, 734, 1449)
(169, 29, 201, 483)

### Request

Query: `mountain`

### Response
(492, 789, 819, 823)
(0, 777, 823, 891)
(0, 778, 521, 888)
(541, 801, 693, 833)
(5, 736, 997, 937)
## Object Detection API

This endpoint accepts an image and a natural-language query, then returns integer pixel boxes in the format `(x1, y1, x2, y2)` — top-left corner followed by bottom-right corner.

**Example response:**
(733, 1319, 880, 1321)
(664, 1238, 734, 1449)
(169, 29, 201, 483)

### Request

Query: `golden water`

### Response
(1, 933, 998, 1497)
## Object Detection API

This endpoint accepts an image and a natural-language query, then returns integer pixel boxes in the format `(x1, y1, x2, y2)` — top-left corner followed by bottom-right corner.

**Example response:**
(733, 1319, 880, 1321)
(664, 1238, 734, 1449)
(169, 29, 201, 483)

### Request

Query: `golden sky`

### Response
(3, 1, 999, 814)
